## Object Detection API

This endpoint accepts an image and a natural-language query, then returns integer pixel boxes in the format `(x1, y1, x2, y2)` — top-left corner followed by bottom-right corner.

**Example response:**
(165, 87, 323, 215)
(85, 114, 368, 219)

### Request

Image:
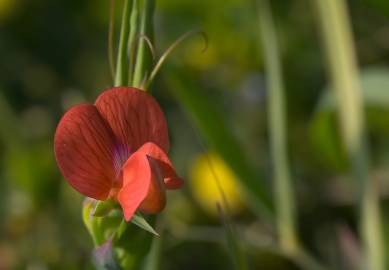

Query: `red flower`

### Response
(54, 87, 183, 221)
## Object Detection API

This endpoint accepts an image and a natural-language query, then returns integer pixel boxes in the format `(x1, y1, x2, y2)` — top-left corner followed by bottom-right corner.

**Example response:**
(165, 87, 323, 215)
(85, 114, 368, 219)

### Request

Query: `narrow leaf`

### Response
(217, 203, 248, 270)
(257, 0, 298, 252)
(131, 212, 159, 236)
(314, 1, 385, 269)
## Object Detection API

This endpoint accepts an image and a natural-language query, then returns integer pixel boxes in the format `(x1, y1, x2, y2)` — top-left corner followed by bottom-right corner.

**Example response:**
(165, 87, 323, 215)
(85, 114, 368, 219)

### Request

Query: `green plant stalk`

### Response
(314, 1, 385, 270)
(114, 0, 132, 86)
(133, 0, 155, 88)
(142, 235, 163, 270)
(217, 204, 249, 270)
(206, 149, 248, 270)
(127, 0, 139, 84)
(108, 0, 116, 81)
(257, 0, 298, 253)
(82, 200, 104, 246)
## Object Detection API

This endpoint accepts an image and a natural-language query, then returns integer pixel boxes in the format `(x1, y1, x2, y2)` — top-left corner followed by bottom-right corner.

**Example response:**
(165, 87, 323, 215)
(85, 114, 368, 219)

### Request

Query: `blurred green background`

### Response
(2, 0, 389, 269)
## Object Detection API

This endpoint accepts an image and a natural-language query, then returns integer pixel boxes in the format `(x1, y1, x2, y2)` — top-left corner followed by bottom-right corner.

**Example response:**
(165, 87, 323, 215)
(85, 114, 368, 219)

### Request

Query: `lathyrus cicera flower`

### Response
(54, 87, 183, 221)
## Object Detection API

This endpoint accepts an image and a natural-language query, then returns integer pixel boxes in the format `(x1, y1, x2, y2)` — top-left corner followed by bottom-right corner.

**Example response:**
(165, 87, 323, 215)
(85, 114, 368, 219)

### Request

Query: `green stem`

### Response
(314, 1, 385, 270)
(114, 0, 132, 87)
(217, 204, 249, 270)
(108, 0, 116, 81)
(257, 0, 298, 253)
(133, 0, 156, 89)
(127, 0, 139, 84)
(142, 235, 163, 270)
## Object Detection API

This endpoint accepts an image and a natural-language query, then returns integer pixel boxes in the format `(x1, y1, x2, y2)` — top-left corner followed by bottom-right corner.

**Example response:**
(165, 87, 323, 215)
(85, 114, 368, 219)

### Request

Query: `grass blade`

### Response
(217, 203, 248, 270)
(314, 1, 385, 269)
(127, 0, 139, 84)
(257, 0, 298, 252)
(132, 0, 155, 88)
(142, 232, 163, 270)
(114, 0, 131, 86)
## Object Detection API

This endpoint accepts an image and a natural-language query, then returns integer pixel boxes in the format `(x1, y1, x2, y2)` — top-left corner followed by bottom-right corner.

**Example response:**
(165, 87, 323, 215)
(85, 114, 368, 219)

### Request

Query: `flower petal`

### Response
(54, 104, 116, 200)
(138, 155, 166, 214)
(95, 87, 170, 154)
(118, 149, 166, 221)
(137, 142, 183, 189)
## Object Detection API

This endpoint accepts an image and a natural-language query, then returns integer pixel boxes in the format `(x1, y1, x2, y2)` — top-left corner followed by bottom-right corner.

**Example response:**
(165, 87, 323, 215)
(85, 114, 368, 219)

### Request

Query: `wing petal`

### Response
(137, 142, 183, 189)
(118, 148, 166, 221)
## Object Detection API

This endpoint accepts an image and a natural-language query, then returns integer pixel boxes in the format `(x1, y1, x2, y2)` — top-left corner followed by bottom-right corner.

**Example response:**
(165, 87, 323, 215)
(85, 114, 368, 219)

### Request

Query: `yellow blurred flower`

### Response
(0, 0, 15, 20)
(189, 152, 244, 216)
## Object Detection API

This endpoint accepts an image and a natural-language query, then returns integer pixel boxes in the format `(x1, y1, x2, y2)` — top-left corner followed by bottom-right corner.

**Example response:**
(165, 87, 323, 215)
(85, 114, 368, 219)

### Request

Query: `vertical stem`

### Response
(133, 0, 156, 88)
(257, 0, 298, 253)
(108, 0, 116, 81)
(114, 0, 131, 87)
(314, 1, 385, 270)
(217, 204, 249, 270)
(142, 235, 163, 270)
(127, 0, 139, 84)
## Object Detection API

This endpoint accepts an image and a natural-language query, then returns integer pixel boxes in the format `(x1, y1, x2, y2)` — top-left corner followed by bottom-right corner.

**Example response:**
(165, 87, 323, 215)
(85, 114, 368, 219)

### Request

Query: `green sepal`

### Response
(93, 199, 118, 217)
(131, 212, 159, 236)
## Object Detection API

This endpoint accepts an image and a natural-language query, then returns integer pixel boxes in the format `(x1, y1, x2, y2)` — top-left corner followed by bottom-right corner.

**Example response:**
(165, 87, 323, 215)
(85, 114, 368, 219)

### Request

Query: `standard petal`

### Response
(137, 142, 183, 190)
(54, 104, 116, 200)
(118, 150, 166, 221)
(95, 87, 170, 154)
